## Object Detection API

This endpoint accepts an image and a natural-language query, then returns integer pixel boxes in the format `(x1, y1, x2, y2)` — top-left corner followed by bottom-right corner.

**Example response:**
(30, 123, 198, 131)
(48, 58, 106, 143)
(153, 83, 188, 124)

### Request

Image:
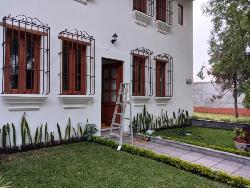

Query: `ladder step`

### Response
(115, 113, 123, 116)
(110, 133, 120, 138)
(112, 123, 120, 127)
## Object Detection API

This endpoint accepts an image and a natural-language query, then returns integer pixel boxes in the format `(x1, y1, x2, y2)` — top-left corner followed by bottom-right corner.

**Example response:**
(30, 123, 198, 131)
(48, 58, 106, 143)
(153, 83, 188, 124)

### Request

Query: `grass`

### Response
(192, 113, 250, 124)
(0, 142, 230, 188)
(153, 126, 235, 149)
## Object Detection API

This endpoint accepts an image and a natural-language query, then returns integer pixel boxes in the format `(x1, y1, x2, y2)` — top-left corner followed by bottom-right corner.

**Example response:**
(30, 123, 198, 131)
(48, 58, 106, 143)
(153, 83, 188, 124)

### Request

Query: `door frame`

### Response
(101, 58, 124, 128)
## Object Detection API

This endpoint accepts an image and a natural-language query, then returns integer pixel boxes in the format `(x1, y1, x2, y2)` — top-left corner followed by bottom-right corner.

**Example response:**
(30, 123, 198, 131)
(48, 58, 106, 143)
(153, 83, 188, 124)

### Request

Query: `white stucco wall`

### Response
(0, 0, 193, 145)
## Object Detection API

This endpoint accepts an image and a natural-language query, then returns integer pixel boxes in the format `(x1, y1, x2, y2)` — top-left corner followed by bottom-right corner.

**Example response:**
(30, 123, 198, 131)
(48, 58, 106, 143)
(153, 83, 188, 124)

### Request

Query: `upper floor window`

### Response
(58, 29, 95, 95)
(133, 0, 155, 17)
(131, 47, 153, 96)
(1, 15, 50, 94)
(178, 4, 183, 25)
(156, 0, 173, 24)
(154, 53, 173, 97)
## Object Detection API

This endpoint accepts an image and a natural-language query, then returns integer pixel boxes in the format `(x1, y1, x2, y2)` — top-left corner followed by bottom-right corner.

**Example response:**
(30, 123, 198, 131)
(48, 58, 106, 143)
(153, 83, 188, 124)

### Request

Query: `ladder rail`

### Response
(109, 83, 133, 148)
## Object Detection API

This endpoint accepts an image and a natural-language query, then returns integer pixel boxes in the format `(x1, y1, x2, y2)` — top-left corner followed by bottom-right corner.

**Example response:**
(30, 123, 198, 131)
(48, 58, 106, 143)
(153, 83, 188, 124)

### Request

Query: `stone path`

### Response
(135, 141, 250, 180)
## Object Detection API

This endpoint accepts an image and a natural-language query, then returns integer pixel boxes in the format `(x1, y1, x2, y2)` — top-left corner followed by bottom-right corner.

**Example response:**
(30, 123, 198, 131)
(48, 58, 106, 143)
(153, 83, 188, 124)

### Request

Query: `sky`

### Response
(193, 0, 212, 82)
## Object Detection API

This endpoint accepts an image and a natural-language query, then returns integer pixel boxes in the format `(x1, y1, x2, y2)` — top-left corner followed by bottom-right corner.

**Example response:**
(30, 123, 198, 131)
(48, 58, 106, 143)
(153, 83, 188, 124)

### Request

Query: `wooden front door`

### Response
(102, 61, 123, 127)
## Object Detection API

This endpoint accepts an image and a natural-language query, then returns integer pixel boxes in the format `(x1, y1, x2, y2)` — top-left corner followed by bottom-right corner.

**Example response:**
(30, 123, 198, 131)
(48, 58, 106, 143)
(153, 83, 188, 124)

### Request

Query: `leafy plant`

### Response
(84, 123, 98, 141)
(11, 123, 16, 147)
(57, 123, 62, 143)
(21, 114, 32, 146)
(0, 175, 12, 188)
(2, 125, 7, 149)
(44, 123, 49, 143)
(132, 105, 191, 133)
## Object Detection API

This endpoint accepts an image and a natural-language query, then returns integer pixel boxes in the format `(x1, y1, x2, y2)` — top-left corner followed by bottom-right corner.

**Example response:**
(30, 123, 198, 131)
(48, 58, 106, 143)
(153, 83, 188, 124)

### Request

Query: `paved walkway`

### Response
(135, 141, 250, 180)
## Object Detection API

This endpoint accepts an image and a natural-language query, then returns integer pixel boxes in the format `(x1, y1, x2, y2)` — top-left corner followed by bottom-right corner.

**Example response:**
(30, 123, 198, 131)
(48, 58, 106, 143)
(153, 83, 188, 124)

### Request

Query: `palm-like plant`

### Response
(0, 176, 12, 188)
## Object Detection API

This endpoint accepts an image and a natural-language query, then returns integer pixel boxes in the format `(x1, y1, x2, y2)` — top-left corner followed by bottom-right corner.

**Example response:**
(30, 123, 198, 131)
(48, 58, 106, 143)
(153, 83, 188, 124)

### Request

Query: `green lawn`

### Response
(0, 142, 230, 188)
(193, 112, 250, 124)
(153, 126, 235, 149)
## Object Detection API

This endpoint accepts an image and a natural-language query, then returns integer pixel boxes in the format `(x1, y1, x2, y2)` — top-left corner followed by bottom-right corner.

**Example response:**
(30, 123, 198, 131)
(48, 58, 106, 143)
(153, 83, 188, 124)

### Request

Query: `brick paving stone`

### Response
(180, 153, 205, 162)
(194, 158, 221, 167)
(233, 168, 250, 179)
(218, 160, 244, 168)
(213, 163, 242, 174)
(202, 156, 224, 163)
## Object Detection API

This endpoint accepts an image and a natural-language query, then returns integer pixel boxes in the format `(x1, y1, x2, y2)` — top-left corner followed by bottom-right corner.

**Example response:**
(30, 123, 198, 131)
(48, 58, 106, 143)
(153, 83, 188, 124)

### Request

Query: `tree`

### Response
(203, 0, 250, 118)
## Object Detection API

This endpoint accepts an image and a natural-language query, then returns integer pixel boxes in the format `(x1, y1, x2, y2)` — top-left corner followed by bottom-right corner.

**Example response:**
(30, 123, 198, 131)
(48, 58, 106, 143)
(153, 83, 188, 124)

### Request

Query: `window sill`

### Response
(131, 96, 151, 107)
(73, 0, 87, 5)
(1, 94, 48, 111)
(58, 95, 94, 109)
(133, 10, 152, 27)
(156, 20, 172, 35)
(154, 97, 172, 105)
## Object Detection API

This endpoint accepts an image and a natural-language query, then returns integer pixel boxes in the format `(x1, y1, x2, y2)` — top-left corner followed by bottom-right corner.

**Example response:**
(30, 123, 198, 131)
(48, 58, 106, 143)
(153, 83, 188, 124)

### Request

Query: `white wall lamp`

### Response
(111, 33, 118, 44)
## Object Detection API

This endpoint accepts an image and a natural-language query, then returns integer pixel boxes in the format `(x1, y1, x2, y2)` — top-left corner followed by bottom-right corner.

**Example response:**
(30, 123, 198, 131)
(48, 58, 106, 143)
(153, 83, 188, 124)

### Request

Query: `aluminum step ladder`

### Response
(110, 83, 133, 150)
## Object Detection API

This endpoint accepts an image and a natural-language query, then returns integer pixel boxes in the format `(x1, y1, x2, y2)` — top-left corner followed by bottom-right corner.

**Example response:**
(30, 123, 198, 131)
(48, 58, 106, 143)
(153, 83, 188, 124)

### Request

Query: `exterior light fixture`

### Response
(111, 33, 118, 44)
(186, 78, 192, 85)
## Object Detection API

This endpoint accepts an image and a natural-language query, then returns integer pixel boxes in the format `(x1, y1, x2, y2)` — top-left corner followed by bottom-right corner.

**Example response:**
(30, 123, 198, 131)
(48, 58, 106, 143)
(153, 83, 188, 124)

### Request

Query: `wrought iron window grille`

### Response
(154, 53, 173, 97)
(131, 47, 153, 96)
(133, 0, 155, 17)
(1, 14, 50, 95)
(58, 29, 95, 95)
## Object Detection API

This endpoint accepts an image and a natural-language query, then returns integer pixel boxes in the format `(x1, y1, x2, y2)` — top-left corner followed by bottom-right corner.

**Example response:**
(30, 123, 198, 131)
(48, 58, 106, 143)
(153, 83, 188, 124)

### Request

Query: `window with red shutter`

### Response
(1, 15, 50, 94)
(58, 29, 95, 95)
(156, 61, 166, 97)
(132, 55, 146, 96)
(133, 0, 155, 17)
(154, 53, 173, 97)
(156, 0, 173, 24)
(131, 47, 153, 97)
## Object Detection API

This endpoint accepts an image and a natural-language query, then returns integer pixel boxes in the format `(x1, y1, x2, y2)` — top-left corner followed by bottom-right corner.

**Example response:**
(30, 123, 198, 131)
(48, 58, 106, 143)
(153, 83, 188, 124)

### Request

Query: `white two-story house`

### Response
(0, 0, 193, 144)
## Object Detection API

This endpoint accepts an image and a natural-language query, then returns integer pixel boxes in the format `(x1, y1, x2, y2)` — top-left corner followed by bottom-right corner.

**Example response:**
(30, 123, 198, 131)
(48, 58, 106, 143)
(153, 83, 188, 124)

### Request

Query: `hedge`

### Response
(192, 113, 250, 125)
(92, 136, 250, 188)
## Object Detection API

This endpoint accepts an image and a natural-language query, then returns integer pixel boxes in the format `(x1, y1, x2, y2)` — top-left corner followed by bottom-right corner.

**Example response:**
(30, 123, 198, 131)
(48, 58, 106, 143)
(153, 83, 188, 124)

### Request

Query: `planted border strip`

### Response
(92, 136, 250, 188)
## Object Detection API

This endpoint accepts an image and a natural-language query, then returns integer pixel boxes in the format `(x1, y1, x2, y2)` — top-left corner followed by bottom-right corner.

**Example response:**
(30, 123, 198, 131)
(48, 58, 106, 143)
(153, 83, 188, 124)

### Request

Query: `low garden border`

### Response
(92, 136, 250, 188)
(192, 119, 250, 130)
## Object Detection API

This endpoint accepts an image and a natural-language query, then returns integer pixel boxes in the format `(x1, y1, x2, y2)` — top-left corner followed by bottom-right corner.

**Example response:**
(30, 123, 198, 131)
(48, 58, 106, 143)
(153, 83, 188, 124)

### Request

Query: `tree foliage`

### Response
(203, 0, 250, 117)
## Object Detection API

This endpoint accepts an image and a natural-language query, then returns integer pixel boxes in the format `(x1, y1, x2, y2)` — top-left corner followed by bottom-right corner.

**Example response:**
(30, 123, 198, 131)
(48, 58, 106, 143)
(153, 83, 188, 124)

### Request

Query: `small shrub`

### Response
(84, 123, 98, 141)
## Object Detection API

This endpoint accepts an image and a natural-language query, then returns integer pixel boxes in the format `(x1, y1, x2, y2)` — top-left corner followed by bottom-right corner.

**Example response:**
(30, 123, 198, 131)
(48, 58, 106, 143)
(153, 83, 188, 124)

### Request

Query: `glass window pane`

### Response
(103, 69, 109, 78)
(10, 31, 19, 89)
(111, 68, 117, 78)
(111, 80, 116, 90)
(75, 46, 82, 91)
(26, 35, 35, 90)
(62, 42, 69, 91)
(103, 81, 109, 90)
(103, 92, 109, 102)
(111, 92, 117, 102)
